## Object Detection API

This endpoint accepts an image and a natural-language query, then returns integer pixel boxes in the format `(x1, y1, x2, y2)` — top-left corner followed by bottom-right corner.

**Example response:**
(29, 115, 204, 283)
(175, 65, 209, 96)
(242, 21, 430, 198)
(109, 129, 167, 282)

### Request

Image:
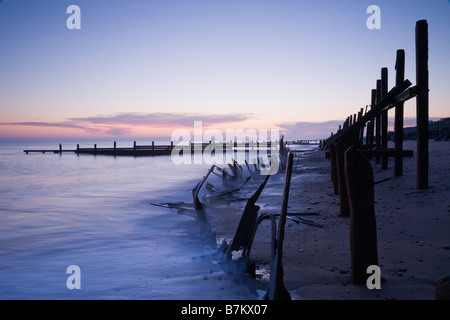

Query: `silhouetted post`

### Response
(59, 144, 62, 154)
(369, 89, 376, 148)
(358, 108, 364, 144)
(381, 67, 388, 169)
(268, 152, 293, 300)
(335, 143, 350, 217)
(395, 49, 405, 176)
(113, 141, 117, 156)
(345, 146, 378, 285)
(375, 80, 381, 164)
(94, 144, 97, 155)
(330, 143, 339, 195)
(416, 20, 429, 189)
(152, 141, 155, 152)
(76, 144, 80, 153)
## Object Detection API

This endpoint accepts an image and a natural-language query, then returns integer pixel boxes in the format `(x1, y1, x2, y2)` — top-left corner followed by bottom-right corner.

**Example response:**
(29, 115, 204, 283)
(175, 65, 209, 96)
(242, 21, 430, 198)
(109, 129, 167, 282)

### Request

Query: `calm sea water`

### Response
(0, 140, 266, 300)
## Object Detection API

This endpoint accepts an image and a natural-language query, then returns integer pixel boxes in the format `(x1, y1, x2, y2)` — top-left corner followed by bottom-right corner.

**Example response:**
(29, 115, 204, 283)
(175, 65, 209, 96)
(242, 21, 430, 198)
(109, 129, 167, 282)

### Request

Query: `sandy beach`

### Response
(205, 140, 450, 300)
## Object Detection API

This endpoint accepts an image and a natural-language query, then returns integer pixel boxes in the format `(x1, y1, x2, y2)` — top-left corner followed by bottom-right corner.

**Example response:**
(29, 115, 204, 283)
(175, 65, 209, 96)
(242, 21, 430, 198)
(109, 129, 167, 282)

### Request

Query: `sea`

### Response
(0, 139, 316, 300)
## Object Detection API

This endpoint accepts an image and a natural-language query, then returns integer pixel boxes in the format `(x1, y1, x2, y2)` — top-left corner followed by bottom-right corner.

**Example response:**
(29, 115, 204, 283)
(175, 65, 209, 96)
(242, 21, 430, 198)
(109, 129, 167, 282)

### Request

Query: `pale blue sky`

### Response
(0, 0, 449, 139)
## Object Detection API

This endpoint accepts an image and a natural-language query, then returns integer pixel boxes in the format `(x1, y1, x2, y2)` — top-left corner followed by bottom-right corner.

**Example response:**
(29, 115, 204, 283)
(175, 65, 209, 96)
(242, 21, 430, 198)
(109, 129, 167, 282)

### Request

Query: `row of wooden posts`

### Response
(320, 20, 429, 284)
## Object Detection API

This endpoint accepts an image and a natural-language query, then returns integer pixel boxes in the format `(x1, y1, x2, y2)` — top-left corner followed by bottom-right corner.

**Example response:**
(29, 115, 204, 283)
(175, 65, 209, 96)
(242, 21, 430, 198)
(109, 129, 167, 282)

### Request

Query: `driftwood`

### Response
(226, 174, 271, 258)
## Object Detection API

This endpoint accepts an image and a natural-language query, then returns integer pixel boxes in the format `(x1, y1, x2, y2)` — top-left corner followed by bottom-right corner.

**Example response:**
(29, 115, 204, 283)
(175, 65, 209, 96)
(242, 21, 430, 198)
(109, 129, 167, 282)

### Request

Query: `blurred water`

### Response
(0, 140, 260, 299)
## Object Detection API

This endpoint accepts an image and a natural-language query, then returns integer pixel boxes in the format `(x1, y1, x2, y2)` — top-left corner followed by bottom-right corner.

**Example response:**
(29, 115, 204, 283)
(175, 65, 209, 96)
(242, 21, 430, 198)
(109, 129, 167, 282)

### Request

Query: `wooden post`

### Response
(395, 49, 405, 176)
(381, 67, 389, 169)
(330, 143, 339, 195)
(368, 89, 377, 148)
(268, 152, 293, 300)
(94, 144, 97, 155)
(416, 20, 429, 189)
(335, 143, 350, 217)
(152, 141, 155, 151)
(375, 79, 381, 164)
(76, 144, 79, 153)
(358, 108, 364, 144)
(345, 145, 378, 285)
(59, 143, 62, 154)
(113, 141, 117, 156)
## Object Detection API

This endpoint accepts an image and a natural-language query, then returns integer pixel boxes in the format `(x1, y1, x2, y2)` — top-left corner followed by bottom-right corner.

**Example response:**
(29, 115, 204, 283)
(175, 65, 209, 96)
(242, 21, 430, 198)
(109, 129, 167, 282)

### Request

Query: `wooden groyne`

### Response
(24, 140, 282, 157)
(321, 20, 429, 190)
(320, 20, 430, 284)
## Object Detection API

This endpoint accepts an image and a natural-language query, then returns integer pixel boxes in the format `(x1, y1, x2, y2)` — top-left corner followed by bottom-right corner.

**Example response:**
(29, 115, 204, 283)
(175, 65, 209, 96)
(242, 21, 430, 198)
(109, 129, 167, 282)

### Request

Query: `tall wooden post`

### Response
(395, 49, 405, 176)
(381, 67, 389, 169)
(375, 80, 382, 164)
(416, 20, 429, 189)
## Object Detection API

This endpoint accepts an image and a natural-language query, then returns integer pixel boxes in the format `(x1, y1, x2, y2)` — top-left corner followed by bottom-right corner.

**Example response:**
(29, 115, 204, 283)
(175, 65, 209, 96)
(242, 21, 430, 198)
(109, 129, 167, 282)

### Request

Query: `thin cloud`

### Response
(69, 112, 252, 127)
(0, 121, 85, 129)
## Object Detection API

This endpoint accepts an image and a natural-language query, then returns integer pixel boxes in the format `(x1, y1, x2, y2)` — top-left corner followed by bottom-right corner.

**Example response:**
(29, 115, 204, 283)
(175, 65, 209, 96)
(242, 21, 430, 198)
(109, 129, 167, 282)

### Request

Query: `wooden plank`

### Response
(360, 149, 413, 158)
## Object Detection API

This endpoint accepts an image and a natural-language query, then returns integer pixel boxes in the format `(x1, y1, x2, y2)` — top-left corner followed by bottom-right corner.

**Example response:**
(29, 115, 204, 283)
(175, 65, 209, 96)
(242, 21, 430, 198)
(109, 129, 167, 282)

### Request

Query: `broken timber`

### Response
(267, 152, 294, 300)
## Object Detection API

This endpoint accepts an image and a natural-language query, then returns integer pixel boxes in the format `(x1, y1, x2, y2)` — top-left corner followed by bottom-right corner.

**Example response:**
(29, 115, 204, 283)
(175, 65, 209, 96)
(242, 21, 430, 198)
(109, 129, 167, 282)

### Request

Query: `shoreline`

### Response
(205, 140, 450, 300)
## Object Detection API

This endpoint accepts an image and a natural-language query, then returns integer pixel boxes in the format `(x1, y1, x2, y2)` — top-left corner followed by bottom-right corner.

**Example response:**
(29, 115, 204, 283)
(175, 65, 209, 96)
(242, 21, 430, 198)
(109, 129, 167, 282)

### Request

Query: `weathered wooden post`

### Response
(345, 145, 378, 285)
(268, 152, 293, 300)
(330, 143, 339, 195)
(335, 142, 350, 217)
(395, 49, 405, 176)
(416, 20, 429, 189)
(375, 79, 381, 164)
(381, 67, 389, 169)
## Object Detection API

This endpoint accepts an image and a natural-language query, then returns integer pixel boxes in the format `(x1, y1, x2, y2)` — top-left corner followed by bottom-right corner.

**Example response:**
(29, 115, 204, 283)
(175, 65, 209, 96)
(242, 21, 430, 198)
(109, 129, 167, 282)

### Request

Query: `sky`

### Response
(0, 0, 449, 141)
